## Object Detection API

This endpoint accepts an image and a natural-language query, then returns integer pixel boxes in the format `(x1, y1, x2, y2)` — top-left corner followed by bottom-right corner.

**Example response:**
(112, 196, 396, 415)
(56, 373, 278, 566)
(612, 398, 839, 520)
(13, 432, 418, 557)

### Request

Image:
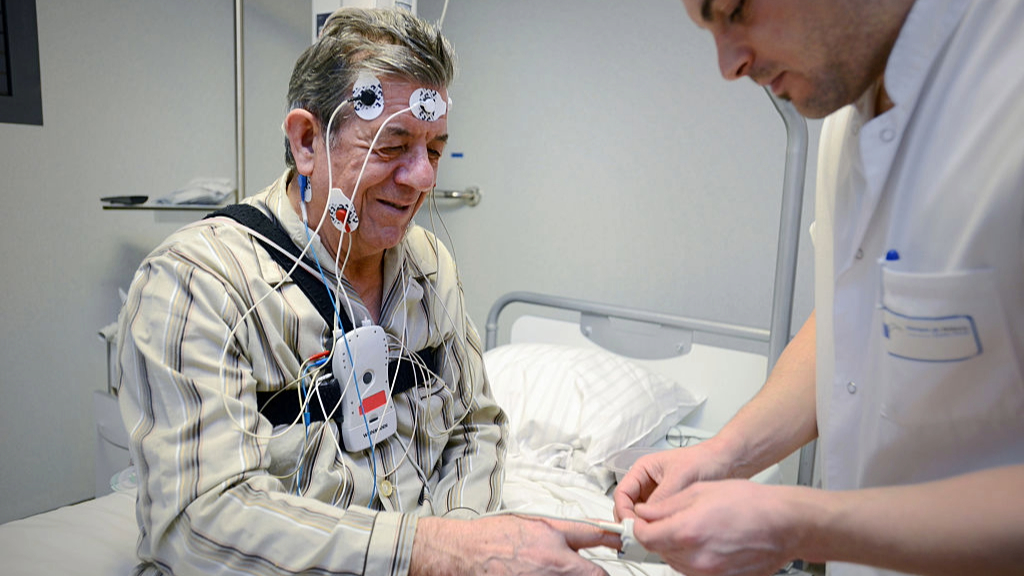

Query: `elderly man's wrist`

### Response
(409, 517, 465, 576)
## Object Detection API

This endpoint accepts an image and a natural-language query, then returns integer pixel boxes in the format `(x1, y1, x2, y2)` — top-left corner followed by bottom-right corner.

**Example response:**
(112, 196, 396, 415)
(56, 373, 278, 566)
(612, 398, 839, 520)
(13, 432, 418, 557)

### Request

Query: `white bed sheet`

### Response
(501, 424, 780, 576)
(0, 489, 137, 576)
(503, 462, 684, 576)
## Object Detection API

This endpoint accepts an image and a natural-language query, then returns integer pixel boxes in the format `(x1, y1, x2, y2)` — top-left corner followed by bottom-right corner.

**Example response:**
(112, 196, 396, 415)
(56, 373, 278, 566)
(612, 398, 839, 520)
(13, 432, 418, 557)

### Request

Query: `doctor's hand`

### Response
(613, 442, 734, 522)
(411, 515, 618, 576)
(631, 479, 805, 576)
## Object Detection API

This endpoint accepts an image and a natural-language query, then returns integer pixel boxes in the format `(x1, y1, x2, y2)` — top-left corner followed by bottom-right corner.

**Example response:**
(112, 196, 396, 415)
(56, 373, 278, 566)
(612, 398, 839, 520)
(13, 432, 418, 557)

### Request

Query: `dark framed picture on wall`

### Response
(1, 0, 43, 126)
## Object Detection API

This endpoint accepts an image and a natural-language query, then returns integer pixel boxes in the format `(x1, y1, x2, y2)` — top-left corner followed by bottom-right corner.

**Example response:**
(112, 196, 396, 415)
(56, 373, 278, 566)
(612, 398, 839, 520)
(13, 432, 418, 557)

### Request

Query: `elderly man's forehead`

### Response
(347, 73, 449, 124)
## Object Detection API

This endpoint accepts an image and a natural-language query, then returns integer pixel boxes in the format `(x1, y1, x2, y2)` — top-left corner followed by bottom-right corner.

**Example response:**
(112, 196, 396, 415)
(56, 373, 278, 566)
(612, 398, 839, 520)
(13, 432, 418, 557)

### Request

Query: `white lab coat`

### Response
(812, 1, 1024, 574)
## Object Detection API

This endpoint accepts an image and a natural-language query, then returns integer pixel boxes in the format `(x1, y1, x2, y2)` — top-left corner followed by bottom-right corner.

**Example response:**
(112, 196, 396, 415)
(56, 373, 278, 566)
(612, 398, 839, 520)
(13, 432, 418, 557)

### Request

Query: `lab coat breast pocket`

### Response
(878, 267, 1024, 428)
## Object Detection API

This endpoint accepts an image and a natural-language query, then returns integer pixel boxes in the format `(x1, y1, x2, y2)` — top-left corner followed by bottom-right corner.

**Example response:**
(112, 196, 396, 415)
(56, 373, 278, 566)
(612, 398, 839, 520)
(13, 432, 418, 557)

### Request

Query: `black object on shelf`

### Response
(101, 195, 149, 206)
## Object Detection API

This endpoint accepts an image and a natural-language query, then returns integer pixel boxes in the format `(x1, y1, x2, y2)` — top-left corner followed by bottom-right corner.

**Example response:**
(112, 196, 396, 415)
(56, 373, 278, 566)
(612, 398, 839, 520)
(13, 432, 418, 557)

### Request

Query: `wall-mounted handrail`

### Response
(430, 186, 481, 206)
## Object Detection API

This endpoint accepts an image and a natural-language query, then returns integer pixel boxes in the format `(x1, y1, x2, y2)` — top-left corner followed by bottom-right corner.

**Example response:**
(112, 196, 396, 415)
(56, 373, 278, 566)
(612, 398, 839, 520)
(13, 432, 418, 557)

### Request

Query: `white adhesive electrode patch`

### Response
(327, 187, 359, 233)
(409, 88, 448, 122)
(351, 72, 384, 121)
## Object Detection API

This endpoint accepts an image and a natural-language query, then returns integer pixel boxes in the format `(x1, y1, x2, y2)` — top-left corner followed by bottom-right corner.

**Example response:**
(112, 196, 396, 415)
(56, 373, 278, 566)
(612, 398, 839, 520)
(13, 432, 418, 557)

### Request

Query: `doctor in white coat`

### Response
(613, 1, 1024, 575)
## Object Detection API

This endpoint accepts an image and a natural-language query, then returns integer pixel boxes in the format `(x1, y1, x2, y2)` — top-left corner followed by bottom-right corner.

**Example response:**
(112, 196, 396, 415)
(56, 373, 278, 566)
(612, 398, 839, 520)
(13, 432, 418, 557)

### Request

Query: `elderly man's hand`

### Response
(411, 514, 620, 575)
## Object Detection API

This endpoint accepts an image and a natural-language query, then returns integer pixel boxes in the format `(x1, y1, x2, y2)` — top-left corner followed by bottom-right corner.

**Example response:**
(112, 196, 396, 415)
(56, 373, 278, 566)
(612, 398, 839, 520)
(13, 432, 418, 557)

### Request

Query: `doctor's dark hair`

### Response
(283, 7, 456, 169)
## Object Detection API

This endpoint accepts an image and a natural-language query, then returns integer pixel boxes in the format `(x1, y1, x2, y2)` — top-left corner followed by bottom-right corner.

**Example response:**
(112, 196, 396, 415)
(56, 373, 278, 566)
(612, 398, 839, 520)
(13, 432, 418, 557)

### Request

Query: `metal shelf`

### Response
(101, 0, 245, 213)
(101, 202, 228, 211)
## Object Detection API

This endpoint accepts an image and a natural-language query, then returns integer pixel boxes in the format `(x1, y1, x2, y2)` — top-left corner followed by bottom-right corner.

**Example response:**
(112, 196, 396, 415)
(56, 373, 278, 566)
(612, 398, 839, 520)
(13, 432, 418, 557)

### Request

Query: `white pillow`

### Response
(484, 343, 705, 481)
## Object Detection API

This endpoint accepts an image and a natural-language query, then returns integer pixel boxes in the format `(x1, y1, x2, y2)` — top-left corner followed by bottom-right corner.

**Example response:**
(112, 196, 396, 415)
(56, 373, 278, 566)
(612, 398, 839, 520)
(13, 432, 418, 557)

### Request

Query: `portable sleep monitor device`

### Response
(332, 324, 396, 452)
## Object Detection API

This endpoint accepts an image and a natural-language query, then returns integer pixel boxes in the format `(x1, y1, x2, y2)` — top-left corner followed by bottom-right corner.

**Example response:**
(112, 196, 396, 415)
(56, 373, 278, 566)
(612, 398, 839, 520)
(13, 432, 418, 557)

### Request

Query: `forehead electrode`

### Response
(409, 88, 448, 122)
(349, 72, 449, 123)
(351, 72, 384, 121)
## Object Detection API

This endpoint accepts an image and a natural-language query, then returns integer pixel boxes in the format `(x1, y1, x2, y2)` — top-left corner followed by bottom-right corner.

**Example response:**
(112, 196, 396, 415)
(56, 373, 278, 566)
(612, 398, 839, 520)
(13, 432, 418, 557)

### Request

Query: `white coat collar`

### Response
(837, 0, 970, 274)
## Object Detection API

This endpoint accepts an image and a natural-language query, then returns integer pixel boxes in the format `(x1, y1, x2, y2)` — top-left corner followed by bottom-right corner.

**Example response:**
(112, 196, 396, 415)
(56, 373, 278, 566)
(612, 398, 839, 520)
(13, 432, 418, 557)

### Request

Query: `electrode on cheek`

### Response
(327, 187, 360, 233)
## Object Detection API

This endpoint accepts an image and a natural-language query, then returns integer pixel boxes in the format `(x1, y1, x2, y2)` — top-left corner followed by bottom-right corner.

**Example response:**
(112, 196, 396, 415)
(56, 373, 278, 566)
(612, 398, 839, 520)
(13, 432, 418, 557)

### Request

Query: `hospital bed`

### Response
(0, 289, 800, 576)
(0, 90, 810, 575)
(484, 290, 806, 575)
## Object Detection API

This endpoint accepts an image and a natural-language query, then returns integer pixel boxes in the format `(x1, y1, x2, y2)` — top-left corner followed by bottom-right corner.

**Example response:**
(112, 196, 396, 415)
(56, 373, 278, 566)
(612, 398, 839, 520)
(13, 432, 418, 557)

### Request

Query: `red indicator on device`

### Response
(359, 391, 387, 415)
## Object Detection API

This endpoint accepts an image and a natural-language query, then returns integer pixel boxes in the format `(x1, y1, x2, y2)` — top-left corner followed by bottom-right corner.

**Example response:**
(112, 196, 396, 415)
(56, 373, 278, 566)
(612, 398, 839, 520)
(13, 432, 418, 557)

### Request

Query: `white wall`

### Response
(0, 0, 309, 524)
(420, 0, 819, 347)
(419, 0, 820, 483)
(0, 0, 818, 523)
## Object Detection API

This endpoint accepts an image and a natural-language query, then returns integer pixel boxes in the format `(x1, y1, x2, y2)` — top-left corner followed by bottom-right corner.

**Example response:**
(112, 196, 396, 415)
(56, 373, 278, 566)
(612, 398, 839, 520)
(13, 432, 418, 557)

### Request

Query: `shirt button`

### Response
(855, 248, 864, 260)
(378, 479, 394, 497)
(847, 382, 858, 394)
(880, 128, 896, 142)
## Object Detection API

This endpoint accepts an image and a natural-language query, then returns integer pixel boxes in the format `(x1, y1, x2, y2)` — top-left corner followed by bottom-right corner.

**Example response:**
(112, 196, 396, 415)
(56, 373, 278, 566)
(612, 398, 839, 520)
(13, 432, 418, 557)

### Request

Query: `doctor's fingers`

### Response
(635, 479, 773, 534)
(644, 523, 793, 576)
(627, 446, 730, 509)
(615, 447, 697, 499)
(612, 458, 671, 520)
(629, 514, 747, 576)
(636, 478, 769, 522)
(633, 483, 795, 575)
(632, 482, 703, 523)
(612, 475, 648, 521)
(656, 544, 791, 576)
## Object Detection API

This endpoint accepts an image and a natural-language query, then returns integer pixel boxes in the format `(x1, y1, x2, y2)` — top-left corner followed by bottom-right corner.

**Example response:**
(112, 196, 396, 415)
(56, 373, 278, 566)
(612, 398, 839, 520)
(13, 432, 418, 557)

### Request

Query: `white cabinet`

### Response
(93, 391, 130, 498)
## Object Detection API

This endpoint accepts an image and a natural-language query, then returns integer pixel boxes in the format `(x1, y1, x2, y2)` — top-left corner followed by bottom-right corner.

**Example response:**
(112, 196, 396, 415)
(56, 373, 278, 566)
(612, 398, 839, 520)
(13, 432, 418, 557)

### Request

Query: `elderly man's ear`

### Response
(285, 109, 319, 175)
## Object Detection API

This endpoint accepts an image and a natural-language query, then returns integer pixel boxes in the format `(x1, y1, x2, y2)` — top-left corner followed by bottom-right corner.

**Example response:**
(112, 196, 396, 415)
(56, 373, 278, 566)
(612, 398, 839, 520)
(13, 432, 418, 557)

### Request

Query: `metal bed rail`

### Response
(764, 89, 814, 488)
(484, 290, 770, 355)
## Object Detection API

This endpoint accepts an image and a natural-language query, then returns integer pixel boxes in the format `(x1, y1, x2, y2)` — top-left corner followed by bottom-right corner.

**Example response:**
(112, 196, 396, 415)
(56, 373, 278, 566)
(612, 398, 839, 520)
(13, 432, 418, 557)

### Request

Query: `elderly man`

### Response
(118, 8, 611, 576)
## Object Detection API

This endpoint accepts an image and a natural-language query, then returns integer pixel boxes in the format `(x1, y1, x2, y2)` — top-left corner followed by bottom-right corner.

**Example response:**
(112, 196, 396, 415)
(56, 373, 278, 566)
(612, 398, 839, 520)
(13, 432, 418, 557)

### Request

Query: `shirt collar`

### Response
(882, 0, 970, 112)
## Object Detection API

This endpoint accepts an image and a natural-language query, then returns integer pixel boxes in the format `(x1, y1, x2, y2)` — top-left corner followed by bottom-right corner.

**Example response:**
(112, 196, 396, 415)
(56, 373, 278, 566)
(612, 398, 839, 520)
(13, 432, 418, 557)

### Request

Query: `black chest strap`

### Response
(253, 347, 438, 426)
(206, 204, 347, 331)
(205, 204, 438, 426)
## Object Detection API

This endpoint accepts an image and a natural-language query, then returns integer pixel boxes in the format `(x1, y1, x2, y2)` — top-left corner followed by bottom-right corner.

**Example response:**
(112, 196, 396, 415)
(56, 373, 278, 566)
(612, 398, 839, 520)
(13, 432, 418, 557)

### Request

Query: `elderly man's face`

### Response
(312, 77, 449, 260)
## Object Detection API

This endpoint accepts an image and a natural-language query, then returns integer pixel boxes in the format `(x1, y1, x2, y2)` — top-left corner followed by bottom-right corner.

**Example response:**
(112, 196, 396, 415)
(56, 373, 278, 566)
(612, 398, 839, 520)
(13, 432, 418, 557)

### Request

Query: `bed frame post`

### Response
(765, 89, 816, 488)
